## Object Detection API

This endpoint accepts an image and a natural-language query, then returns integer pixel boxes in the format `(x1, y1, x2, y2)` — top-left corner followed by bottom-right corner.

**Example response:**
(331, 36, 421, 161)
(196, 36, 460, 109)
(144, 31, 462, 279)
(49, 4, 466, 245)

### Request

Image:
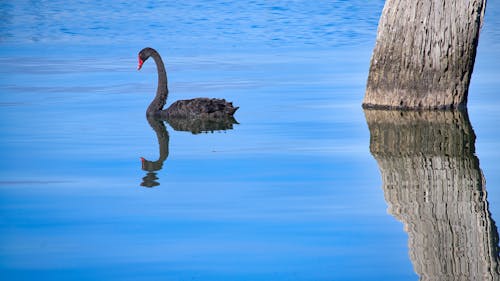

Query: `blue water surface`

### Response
(1, 1, 499, 280)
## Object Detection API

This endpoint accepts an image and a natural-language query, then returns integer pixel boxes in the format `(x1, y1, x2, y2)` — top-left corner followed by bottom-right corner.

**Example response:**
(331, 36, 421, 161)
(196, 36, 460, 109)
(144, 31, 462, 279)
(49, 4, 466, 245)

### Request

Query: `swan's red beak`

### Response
(137, 56, 144, 70)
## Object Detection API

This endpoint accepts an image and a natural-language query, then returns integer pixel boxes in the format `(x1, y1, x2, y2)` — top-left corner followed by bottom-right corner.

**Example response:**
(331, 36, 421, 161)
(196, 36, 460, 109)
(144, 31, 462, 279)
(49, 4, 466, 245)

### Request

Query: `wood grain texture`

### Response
(365, 109, 500, 280)
(363, 0, 487, 109)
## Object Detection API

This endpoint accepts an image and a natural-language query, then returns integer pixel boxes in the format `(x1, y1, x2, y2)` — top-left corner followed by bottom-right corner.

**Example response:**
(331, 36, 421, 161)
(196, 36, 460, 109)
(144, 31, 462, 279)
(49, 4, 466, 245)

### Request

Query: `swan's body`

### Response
(137, 47, 238, 118)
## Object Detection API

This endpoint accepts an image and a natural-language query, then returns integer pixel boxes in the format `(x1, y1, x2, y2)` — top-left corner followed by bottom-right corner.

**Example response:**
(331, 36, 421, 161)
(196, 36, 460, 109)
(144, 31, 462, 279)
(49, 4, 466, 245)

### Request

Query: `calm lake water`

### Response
(1, 1, 499, 280)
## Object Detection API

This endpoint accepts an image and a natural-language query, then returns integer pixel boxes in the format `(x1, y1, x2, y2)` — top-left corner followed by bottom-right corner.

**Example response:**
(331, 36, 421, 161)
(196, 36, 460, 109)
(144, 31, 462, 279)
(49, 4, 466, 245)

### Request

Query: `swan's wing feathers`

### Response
(165, 98, 238, 117)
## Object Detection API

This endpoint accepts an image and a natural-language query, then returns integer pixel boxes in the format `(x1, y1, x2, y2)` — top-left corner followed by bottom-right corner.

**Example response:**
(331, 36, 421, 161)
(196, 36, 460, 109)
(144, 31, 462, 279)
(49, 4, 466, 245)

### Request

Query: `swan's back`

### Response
(165, 98, 239, 118)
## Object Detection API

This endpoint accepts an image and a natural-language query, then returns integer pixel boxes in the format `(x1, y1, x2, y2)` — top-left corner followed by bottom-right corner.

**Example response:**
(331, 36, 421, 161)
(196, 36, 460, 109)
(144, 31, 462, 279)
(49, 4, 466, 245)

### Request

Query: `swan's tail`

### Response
(227, 103, 239, 115)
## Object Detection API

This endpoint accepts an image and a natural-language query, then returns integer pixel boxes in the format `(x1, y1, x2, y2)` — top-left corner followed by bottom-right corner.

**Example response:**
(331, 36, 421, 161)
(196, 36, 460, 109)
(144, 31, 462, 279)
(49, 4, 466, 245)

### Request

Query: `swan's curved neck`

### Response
(140, 116, 170, 187)
(142, 116, 169, 171)
(147, 50, 169, 115)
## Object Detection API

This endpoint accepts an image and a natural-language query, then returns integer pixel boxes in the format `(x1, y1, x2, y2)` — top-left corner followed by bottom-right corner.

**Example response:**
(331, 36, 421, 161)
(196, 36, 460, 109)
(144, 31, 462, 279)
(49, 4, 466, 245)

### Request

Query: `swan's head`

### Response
(140, 156, 163, 172)
(137, 47, 155, 70)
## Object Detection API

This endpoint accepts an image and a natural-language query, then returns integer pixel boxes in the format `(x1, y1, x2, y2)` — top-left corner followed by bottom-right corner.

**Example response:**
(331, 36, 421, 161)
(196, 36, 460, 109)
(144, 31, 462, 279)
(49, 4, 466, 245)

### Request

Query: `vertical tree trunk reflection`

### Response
(365, 109, 500, 280)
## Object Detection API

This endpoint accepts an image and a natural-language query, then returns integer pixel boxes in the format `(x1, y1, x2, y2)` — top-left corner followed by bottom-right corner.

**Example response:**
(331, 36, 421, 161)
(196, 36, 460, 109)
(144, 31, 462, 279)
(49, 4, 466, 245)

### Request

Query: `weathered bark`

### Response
(363, 0, 487, 109)
(365, 109, 500, 280)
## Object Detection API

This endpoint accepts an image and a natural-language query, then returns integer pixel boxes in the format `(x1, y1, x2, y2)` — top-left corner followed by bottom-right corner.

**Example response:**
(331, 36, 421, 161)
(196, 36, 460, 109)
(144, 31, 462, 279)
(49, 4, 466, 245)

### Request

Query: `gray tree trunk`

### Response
(363, 0, 487, 109)
(365, 109, 500, 280)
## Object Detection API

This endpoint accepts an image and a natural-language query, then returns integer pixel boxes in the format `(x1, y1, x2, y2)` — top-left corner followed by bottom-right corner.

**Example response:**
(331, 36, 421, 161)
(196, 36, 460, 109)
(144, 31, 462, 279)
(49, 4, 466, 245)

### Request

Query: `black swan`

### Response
(137, 47, 239, 119)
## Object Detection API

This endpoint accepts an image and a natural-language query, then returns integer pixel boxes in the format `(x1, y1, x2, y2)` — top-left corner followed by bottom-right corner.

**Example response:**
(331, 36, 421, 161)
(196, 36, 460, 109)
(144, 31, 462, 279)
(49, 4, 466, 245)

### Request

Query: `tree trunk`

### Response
(365, 109, 500, 280)
(363, 0, 487, 109)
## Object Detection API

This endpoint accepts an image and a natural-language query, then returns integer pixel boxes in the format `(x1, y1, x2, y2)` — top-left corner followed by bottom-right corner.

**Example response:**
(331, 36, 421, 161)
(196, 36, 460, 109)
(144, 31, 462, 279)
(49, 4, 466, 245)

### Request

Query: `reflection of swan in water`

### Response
(140, 115, 239, 187)
(140, 116, 169, 187)
(365, 109, 500, 280)
(137, 47, 239, 119)
(165, 115, 238, 135)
